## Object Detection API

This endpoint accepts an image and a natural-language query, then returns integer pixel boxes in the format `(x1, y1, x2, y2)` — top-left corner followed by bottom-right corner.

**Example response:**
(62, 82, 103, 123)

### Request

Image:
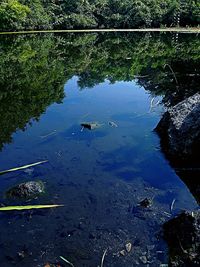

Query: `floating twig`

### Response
(0, 204, 63, 211)
(0, 160, 48, 175)
(40, 130, 56, 138)
(101, 248, 108, 267)
(170, 199, 176, 213)
(60, 256, 75, 267)
(108, 121, 118, 128)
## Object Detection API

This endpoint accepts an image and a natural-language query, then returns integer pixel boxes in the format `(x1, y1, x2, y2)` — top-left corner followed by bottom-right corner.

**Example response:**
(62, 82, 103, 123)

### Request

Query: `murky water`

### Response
(0, 32, 199, 267)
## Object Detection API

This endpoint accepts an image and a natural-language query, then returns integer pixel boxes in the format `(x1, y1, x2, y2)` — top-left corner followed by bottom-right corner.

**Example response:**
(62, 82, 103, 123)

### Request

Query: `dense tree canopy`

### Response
(0, 0, 30, 30)
(0, 0, 199, 31)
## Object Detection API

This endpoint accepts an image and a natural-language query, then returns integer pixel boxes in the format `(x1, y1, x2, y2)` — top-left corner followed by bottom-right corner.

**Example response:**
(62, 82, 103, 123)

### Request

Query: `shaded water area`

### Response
(0, 32, 199, 266)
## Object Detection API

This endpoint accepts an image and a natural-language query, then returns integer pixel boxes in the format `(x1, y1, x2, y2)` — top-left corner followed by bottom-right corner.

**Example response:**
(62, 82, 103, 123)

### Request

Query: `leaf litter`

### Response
(0, 160, 48, 175)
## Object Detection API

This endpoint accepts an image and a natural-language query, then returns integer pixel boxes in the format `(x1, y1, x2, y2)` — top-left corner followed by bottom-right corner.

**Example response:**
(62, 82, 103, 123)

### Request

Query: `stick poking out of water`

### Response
(0, 160, 48, 175)
(170, 198, 176, 213)
(60, 256, 75, 267)
(101, 248, 108, 267)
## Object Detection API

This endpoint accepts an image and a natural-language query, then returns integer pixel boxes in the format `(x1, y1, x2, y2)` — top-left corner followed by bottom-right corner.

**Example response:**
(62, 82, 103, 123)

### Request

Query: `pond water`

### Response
(0, 32, 199, 267)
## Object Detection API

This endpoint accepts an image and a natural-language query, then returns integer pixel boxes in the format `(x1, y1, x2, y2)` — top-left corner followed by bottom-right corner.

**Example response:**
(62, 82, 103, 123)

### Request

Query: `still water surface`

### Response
(0, 32, 199, 266)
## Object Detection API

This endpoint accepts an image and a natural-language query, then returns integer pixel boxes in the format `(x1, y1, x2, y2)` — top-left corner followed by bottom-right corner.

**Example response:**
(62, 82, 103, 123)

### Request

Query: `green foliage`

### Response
(0, 0, 30, 30)
(181, 0, 200, 26)
(20, 0, 52, 29)
(0, 0, 199, 31)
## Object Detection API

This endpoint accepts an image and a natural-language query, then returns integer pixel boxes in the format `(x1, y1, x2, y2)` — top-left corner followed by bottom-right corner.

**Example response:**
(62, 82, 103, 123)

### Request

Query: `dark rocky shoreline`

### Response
(164, 210, 200, 267)
(156, 93, 200, 159)
(156, 93, 200, 266)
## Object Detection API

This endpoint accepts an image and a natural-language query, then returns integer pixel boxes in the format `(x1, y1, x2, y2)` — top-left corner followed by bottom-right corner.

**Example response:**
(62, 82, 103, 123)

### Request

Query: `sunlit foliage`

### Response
(0, 0, 199, 30)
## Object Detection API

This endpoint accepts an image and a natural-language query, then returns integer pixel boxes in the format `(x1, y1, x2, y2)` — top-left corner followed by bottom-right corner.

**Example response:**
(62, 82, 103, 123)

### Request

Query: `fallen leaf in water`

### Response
(0, 204, 64, 211)
(0, 160, 48, 175)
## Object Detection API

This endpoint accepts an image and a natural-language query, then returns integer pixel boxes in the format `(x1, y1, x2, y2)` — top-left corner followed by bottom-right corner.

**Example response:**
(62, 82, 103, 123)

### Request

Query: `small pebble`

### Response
(119, 250, 126, 256)
(17, 250, 26, 259)
(125, 242, 132, 253)
(140, 255, 148, 264)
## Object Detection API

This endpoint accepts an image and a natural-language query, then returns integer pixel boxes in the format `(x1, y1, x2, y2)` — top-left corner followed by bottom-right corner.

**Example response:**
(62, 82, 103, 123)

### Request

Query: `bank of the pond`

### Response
(0, 28, 200, 35)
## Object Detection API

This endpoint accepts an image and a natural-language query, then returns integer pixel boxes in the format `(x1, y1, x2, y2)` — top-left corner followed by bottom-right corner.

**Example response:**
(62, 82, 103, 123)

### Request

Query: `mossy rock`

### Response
(6, 181, 45, 200)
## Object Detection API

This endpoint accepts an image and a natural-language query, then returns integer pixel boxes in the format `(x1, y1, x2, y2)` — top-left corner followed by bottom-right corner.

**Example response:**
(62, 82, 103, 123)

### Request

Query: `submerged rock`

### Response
(156, 93, 200, 157)
(81, 122, 102, 130)
(6, 181, 45, 199)
(119, 250, 126, 256)
(139, 198, 153, 208)
(163, 211, 200, 266)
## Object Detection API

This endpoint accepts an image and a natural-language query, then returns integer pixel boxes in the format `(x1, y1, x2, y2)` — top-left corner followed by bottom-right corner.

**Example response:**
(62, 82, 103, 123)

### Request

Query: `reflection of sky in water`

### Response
(0, 77, 197, 267)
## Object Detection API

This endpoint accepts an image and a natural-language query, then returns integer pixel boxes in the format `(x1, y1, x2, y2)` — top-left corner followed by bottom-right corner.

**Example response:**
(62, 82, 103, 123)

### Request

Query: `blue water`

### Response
(0, 76, 197, 267)
(0, 32, 199, 267)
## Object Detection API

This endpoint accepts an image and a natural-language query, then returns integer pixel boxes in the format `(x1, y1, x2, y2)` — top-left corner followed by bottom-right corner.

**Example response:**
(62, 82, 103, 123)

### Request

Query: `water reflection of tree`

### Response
(63, 33, 199, 104)
(0, 34, 66, 150)
(0, 32, 199, 150)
